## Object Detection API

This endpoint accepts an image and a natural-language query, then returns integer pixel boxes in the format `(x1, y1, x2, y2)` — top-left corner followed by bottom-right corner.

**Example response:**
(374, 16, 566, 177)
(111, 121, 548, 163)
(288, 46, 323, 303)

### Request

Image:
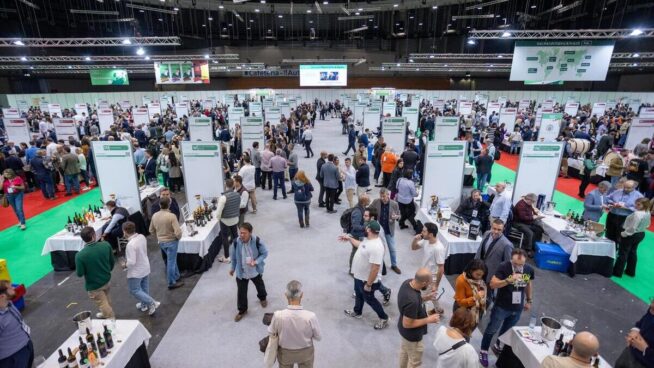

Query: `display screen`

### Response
(299, 64, 347, 86)
(89, 69, 129, 86)
(154, 61, 210, 84)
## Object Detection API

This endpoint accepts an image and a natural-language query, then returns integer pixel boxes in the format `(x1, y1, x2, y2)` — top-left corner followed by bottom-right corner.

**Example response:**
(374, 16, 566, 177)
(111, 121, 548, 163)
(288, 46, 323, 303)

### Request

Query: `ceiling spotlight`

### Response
(278, 14, 283, 18)
(219, 5, 224, 9)
(498, 55, 504, 58)
(409, 59, 414, 62)
(202, 24, 207, 27)
(307, 9, 312, 13)
(501, 31, 511, 37)
(139, 9, 144, 12)
(174, 7, 179, 11)
(531, 5, 536, 8)
(358, 8, 363, 11)
(477, 7, 482, 9)
(381, 67, 385, 70)
(280, 25, 284, 28)
(409, 16, 414, 19)
(309, 20, 313, 23)
(323, 1, 328, 4)
(122, 38, 131, 44)
(85, 56, 91, 61)
(68, 65, 72, 69)
(355, 12, 360, 15)
(393, 4, 398, 7)
(158, 18, 163, 21)
(630, 29, 643, 36)
(260, 0, 266, 3)
(429, 55, 434, 59)
(255, 8, 260, 12)
(633, 62, 639, 66)
(208, 17, 213, 20)
(24, 73, 30, 77)
(496, 14, 501, 17)
(432, 5, 438, 9)
(418, 22, 423, 25)
(633, 53, 640, 57)
(136, 47, 145, 55)
(204, 54, 209, 59)
(20, 56, 27, 61)
(249, 19, 254, 22)
(396, 63, 400, 66)
(145, 56, 151, 60)
(267, 29, 271, 32)
(467, 39, 476, 45)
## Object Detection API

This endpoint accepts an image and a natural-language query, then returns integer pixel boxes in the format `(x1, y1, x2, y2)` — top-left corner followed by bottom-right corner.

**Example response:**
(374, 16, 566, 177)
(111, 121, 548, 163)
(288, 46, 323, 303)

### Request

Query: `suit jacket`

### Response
(316, 158, 326, 181)
(474, 232, 513, 284)
(61, 152, 81, 175)
(143, 158, 157, 182)
(370, 198, 399, 236)
(320, 162, 340, 189)
(583, 189, 605, 222)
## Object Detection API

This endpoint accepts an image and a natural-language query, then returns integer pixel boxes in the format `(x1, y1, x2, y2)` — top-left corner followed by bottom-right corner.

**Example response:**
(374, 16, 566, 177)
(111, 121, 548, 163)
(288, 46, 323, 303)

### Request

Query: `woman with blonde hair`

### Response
(613, 197, 651, 277)
(291, 170, 314, 228)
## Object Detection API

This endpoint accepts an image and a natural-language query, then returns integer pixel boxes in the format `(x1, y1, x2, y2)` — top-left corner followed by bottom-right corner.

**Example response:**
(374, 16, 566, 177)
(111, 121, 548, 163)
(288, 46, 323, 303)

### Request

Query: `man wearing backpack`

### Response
(342, 194, 370, 273)
(229, 222, 268, 322)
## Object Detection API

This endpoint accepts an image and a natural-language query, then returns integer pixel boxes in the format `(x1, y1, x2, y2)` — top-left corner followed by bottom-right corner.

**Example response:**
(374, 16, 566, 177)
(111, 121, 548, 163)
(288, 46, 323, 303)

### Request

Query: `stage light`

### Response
(630, 29, 643, 36)
(136, 47, 145, 55)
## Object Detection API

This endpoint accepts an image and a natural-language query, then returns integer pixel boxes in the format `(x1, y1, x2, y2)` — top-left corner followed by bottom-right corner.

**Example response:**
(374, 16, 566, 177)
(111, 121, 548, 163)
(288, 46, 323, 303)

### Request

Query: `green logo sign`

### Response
(192, 145, 218, 150)
(437, 145, 464, 150)
(103, 145, 128, 151)
(533, 145, 561, 151)
(90, 69, 129, 86)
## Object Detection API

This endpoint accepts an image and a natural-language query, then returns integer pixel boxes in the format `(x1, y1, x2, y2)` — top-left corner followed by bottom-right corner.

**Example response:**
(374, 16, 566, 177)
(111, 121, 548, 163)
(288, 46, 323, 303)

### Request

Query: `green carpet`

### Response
(0, 189, 101, 287)
(485, 164, 653, 303)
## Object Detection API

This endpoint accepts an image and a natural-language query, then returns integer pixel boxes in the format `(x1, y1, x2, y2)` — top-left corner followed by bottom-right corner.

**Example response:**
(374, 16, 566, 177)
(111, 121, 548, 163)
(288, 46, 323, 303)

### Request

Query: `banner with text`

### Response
(181, 142, 225, 211)
(421, 141, 467, 209)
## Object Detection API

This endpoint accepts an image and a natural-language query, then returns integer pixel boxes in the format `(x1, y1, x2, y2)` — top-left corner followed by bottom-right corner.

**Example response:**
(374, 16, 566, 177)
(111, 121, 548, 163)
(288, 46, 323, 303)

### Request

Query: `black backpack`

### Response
(494, 149, 501, 161)
(340, 207, 361, 232)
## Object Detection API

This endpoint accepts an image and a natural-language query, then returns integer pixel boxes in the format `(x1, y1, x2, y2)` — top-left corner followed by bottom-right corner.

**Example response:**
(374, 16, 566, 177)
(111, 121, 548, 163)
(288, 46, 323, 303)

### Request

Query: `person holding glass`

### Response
(1, 169, 26, 230)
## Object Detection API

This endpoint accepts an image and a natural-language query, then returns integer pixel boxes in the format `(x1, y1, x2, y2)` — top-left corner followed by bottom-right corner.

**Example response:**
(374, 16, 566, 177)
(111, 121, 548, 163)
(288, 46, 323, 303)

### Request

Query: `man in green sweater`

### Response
(75, 226, 115, 319)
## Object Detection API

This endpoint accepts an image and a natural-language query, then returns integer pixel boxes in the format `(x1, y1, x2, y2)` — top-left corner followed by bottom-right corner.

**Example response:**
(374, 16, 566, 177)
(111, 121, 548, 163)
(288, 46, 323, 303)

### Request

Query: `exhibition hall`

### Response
(0, 0, 654, 367)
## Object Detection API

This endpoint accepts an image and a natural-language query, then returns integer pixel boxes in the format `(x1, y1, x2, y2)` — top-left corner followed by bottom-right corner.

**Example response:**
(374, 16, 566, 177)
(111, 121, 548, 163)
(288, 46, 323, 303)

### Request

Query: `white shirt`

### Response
(46, 142, 58, 158)
(433, 326, 478, 368)
(125, 234, 151, 279)
(343, 165, 357, 190)
(351, 237, 384, 282)
(489, 191, 511, 222)
(238, 164, 256, 191)
(268, 306, 322, 350)
(416, 239, 446, 275)
(77, 153, 87, 171)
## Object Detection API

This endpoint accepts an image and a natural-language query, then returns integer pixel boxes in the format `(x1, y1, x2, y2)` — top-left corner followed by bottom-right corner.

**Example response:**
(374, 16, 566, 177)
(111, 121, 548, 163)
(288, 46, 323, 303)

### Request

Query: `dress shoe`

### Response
(391, 266, 402, 274)
(234, 311, 247, 322)
(168, 281, 184, 290)
(260, 300, 268, 308)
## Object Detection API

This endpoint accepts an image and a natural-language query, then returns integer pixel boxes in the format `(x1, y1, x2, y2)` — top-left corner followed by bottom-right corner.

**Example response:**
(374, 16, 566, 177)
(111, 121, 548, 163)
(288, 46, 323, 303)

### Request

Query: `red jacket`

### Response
(513, 199, 535, 224)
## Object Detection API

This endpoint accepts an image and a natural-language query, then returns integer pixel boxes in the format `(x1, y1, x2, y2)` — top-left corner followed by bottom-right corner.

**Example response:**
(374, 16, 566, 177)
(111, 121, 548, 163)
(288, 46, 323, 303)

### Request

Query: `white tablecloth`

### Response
(464, 163, 477, 178)
(418, 208, 482, 257)
(41, 219, 108, 255)
(139, 185, 164, 201)
(178, 215, 221, 257)
(567, 158, 608, 177)
(39, 320, 151, 368)
(541, 214, 616, 263)
(499, 326, 612, 368)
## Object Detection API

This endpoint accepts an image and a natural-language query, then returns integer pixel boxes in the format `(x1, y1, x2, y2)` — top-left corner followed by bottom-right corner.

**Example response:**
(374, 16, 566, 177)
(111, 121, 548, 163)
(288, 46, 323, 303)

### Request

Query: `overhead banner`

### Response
(403, 107, 419, 132)
(513, 142, 564, 205)
(624, 118, 654, 150)
(48, 103, 62, 118)
(228, 107, 245, 128)
(2, 108, 20, 119)
(241, 116, 265, 154)
(564, 102, 580, 116)
(97, 108, 114, 133)
(5, 118, 31, 144)
(133, 108, 149, 126)
(457, 101, 473, 116)
(181, 142, 225, 211)
(382, 117, 406, 152)
(434, 116, 459, 141)
(363, 107, 381, 132)
(383, 101, 396, 117)
(488, 102, 501, 115)
(420, 141, 467, 209)
(539, 113, 563, 142)
(518, 99, 531, 112)
(90, 68, 129, 85)
(499, 108, 518, 133)
(188, 117, 213, 142)
(510, 40, 615, 83)
(154, 61, 210, 84)
(53, 118, 79, 141)
(92, 141, 141, 212)
(591, 102, 607, 118)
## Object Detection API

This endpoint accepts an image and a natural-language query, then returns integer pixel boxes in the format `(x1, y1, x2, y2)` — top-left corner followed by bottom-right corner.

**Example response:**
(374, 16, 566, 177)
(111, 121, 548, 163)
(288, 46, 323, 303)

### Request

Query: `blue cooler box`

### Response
(535, 242, 570, 273)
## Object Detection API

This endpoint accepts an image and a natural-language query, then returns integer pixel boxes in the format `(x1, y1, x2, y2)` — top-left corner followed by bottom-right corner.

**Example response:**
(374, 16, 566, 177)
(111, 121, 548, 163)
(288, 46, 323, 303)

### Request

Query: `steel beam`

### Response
(0, 37, 181, 47)
(0, 54, 239, 62)
(409, 52, 654, 60)
(468, 29, 654, 39)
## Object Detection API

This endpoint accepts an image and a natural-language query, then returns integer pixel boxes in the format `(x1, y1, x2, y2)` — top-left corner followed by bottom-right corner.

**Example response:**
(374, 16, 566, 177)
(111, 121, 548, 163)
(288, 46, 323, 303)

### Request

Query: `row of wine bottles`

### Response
(57, 325, 114, 368)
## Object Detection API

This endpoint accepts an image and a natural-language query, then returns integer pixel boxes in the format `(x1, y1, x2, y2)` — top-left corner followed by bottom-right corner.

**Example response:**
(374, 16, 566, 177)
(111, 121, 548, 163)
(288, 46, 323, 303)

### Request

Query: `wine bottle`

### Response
(566, 338, 574, 355)
(85, 328, 98, 355)
(78, 336, 87, 354)
(96, 333, 108, 358)
(67, 216, 72, 224)
(78, 347, 89, 368)
(553, 334, 564, 355)
(57, 349, 68, 368)
(593, 356, 600, 367)
(67, 347, 79, 368)
(103, 325, 114, 350)
(559, 342, 569, 357)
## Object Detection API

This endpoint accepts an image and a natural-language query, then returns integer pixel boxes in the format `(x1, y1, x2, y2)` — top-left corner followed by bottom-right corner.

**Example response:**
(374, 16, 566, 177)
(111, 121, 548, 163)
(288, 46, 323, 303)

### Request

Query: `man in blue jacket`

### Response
(582, 181, 610, 222)
(343, 124, 358, 155)
(229, 222, 269, 322)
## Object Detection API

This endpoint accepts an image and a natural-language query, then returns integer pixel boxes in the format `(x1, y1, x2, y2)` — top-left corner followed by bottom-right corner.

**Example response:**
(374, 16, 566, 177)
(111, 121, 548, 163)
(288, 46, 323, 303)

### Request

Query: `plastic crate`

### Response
(535, 242, 571, 273)
(11, 283, 26, 311)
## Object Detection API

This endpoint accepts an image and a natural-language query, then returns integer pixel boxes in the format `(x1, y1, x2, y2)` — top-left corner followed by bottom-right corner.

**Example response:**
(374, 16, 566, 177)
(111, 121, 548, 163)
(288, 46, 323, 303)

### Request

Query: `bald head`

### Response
(571, 331, 600, 361)
(415, 268, 432, 283)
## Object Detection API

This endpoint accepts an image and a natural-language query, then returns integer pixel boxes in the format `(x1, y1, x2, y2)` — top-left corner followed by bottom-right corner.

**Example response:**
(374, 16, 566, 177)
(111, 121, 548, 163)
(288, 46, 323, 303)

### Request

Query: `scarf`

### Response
(463, 272, 487, 323)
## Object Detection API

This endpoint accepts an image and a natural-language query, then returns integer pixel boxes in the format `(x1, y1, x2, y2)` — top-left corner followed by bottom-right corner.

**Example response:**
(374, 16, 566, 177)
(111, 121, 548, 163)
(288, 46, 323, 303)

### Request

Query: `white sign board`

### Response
(624, 118, 654, 150)
(148, 103, 161, 120)
(433, 99, 445, 111)
(564, 102, 580, 116)
(92, 141, 142, 212)
(228, 107, 245, 128)
(382, 117, 407, 152)
(513, 142, 564, 205)
(383, 102, 396, 117)
(591, 102, 607, 119)
(279, 102, 291, 120)
(174, 103, 188, 119)
(639, 107, 654, 118)
(40, 102, 49, 112)
(75, 104, 88, 114)
(541, 100, 555, 109)
(266, 107, 281, 123)
(434, 116, 460, 140)
(403, 107, 419, 132)
(48, 103, 62, 118)
(457, 101, 473, 116)
(498, 96, 508, 106)
(16, 100, 29, 113)
(241, 116, 265, 154)
(539, 113, 563, 142)
(263, 99, 274, 109)
(499, 108, 518, 133)
(518, 99, 531, 112)
(53, 118, 79, 141)
(421, 141, 467, 209)
(97, 108, 114, 133)
(5, 118, 32, 144)
(353, 102, 367, 124)
(203, 99, 215, 110)
(142, 97, 152, 106)
(2, 108, 20, 119)
(363, 107, 381, 132)
(488, 102, 502, 115)
(188, 117, 214, 142)
(249, 102, 262, 116)
(535, 107, 554, 127)
(159, 96, 171, 112)
(118, 100, 131, 110)
(133, 108, 150, 126)
(181, 142, 225, 211)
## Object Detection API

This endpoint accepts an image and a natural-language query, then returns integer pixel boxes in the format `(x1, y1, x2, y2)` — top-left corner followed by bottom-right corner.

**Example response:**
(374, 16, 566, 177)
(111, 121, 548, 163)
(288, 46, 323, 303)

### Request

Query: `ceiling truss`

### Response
(0, 37, 181, 48)
(409, 52, 654, 60)
(0, 55, 240, 62)
(468, 29, 654, 39)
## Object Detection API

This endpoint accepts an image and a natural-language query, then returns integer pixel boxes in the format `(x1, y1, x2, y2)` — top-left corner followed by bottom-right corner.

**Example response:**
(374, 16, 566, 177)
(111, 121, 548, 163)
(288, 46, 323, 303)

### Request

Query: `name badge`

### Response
(512, 291, 522, 304)
(22, 321, 31, 335)
(472, 210, 478, 218)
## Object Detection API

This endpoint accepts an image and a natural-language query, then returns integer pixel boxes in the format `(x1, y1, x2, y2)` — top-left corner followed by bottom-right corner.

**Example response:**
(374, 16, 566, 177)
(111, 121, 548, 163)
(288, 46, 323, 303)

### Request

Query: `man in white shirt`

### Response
(489, 182, 511, 224)
(122, 221, 160, 315)
(45, 138, 58, 158)
(237, 156, 257, 213)
(340, 220, 390, 330)
(411, 222, 445, 313)
(268, 280, 322, 368)
(343, 157, 357, 208)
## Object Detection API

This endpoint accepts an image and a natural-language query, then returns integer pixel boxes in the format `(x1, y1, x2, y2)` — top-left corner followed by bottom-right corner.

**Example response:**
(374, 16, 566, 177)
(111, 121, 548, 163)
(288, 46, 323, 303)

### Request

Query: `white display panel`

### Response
(383, 101, 396, 117)
(353, 102, 366, 124)
(498, 96, 508, 106)
(174, 103, 188, 118)
(541, 99, 555, 109)
(288, 99, 298, 110)
(539, 113, 563, 142)
(97, 108, 114, 133)
(591, 102, 606, 118)
(263, 99, 274, 109)
(278, 102, 291, 120)
(458, 101, 473, 116)
(265, 107, 281, 123)
(5, 118, 32, 144)
(92, 141, 142, 212)
(159, 96, 171, 112)
(420, 141, 467, 209)
(48, 103, 63, 118)
(241, 116, 265, 154)
(639, 107, 654, 118)
(518, 99, 531, 112)
(2, 108, 20, 119)
(188, 117, 214, 142)
(148, 102, 161, 120)
(433, 99, 445, 111)
(535, 107, 554, 127)
(203, 98, 215, 110)
(142, 97, 152, 106)
(488, 102, 502, 115)
(16, 100, 29, 113)
(74, 104, 88, 115)
(510, 40, 615, 83)
(564, 102, 580, 116)
(53, 118, 79, 141)
(381, 117, 406, 152)
(181, 141, 225, 211)
(434, 116, 459, 140)
(499, 108, 518, 133)
(299, 64, 348, 87)
(39, 102, 49, 112)
(363, 107, 381, 132)
(227, 107, 244, 129)
(403, 107, 419, 132)
(624, 118, 654, 150)
(512, 142, 563, 205)
(133, 108, 149, 126)
(119, 100, 131, 109)
(249, 102, 262, 116)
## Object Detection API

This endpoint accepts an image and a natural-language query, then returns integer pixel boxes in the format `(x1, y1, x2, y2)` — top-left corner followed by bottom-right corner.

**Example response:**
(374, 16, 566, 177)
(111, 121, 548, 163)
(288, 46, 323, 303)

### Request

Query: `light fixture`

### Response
(136, 47, 145, 55)
(477, 7, 482, 9)
(409, 59, 414, 62)
(158, 18, 163, 21)
(173, 7, 179, 11)
(208, 17, 213, 20)
(202, 24, 206, 27)
(280, 25, 284, 28)
(409, 16, 414, 19)
(501, 31, 511, 37)
(633, 62, 638, 66)
(467, 39, 476, 45)
(204, 54, 209, 59)
(122, 38, 131, 45)
(630, 29, 643, 36)
(633, 53, 640, 57)
(278, 14, 283, 18)
(14, 40, 25, 46)
(396, 63, 400, 66)
(145, 56, 151, 60)
(498, 55, 504, 58)
(393, 4, 398, 7)
(260, 0, 266, 3)
(219, 5, 224, 9)
(432, 5, 438, 9)
(419, 22, 423, 25)
(355, 12, 360, 15)
(429, 55, 434, 58)
(531, 5, 536, 8)
(255, 9, 260, 12)
(20, 56, 27, 61)
(358, 8, 363, 11)
(139, 9, 144, 12)
(249, 19, 254, 22)
(84, 56, 91, 61)
(307, 9, 312, 13)
(323, 1, 328, 4)
(68, 65, 72, 69)
(309, 20, 313, 23)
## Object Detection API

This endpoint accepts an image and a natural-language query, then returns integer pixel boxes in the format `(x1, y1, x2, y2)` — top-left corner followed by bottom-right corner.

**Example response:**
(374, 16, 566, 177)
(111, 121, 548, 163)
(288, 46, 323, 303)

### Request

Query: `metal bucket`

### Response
(73, 311, 92, 335)
(540, 316, 562, 341)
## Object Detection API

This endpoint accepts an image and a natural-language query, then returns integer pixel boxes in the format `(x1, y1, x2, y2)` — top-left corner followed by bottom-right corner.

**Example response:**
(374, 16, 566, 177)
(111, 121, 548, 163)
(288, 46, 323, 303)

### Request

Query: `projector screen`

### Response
(299, 65, 348, 86)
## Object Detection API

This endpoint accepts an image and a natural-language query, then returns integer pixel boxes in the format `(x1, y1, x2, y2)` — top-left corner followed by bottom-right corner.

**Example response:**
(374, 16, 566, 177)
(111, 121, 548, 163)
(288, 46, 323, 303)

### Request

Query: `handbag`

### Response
(263, 311, 280, 368)
(1, 195, 8, 208)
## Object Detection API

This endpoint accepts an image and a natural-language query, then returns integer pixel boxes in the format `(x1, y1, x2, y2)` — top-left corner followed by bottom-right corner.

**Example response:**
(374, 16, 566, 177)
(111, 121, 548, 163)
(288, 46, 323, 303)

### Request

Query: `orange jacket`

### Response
(381, 152, 398, 173)
(454, 273, 477, 308)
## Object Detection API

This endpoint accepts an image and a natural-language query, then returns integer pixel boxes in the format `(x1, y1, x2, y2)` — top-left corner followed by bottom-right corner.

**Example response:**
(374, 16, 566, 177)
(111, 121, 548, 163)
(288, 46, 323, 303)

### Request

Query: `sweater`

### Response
(75, 241, 114, 291)
(149, 209, 182, 243)
(454, 273, 477, 308)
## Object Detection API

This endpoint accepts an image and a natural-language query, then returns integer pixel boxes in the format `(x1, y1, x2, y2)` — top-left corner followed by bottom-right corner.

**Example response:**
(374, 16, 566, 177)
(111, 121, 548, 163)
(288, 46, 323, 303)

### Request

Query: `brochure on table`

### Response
(363, 107, 381, 132)
(591, 102, 607, 119)
(539, 113, 563, 142)
(499, 108, 518, 133)
(2, 108, 20, 119)
(241, 116, 265, 154)
(53, 118, 79, 141)
(381, 117, 406, 153)
(266, 107, 281, 122)
(48, 103, 63, 118)
(458, 101, 473, 116)
(403, 107, 419, 132)
(383, 101, 396, 117)
(228, 107, 245, 129)
(181, 142, 225, 211)
(5, 118, 32, 144)
(564, 102, 580, 116)
(92, 141, 142, 212)
(188, 117, 214, 141)
(624, 118, 654, 150)
(434, 116, 459, 141)
(133, 108, 149, 126)
(421, 141, 467, 209)
(98, 108, 114, 133)
(512, 142, 563, 205)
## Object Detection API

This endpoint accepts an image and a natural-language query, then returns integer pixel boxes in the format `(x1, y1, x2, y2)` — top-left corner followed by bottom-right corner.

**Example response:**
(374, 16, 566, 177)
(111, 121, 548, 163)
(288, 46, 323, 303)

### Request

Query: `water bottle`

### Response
(529, 312, 537, 332)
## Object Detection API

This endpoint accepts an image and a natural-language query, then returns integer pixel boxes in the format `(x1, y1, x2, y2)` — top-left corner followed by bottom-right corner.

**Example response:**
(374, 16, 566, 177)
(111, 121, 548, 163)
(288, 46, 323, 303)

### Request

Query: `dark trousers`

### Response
(220, 221, 238, 258)
(318, 180, 325, 205)
(0, 340, 33, 368)
(399, 201, 417, 228)
(255, 167, 261, 188)
(289, 167, 298, 183)
(261, 171, 272, 190)
(336, 181, 343, 201)
(304, 140, 314, 157)
(295, 202, 310, 224)
(273, 172, 287, 199)
(613, 232, 645, 277)
(344, 142, 356, 155)
(236, 274, 267, 313)
(382, 172, 392, 187)
(37, 175, 55, 199)
(578, 172, 591, 196)
(325, 187, 337, 211)
(512, 222, 543, 251)
(353, 279, 388, 319)
(605, 212, 628, 243)
(373, 159, 381, 182)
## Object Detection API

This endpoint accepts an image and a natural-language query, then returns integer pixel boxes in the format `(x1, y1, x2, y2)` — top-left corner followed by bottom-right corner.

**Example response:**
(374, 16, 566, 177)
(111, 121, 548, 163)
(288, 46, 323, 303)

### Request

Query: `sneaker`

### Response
(148, 301, 161, 316)
(167, 281, 184, 290)
(19, 225, 26, 230)
(374, 319, 389, 330)
(344, 309, 362, 319)
(218, 256, 231, 264)
(136, 303, 148, 312)
(383, 288, 392, 306)
(491, 341, 503, 355)
(95, 312, 107, 319)
(479, 351, 489, 367)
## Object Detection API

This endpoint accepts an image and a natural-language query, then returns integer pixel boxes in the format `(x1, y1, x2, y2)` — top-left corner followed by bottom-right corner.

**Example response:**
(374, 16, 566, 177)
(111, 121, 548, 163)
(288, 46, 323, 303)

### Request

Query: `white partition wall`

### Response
(564, 102, 579, 116)
(91, 141, 142, 211)
(98, 108, 114, 133)
(353, 102, 367, 123)
(512, 142, 564, 205)
(403, 107, 419, 132)
(499, 108, 518, 133)
(382, 117, 406, 151)
(518, 99, 531, 112)
(591, 102, 607, 118)
(53, 118, 79, 141)
(181, 141, 225, 211)
(488, 102, 501, 115)
(188, 117, 214, 141)
(383, 101, 396, 117)
(249, 102, 262, 116)
(458, 101, 473, 116)
(228, 107, 245, 129)
(48, 103, 63, 117)
(133, 108, 149, 126)
(279, 102, 291, 119)
(420, 141, 467, 209)
(639, 107, 654, 118)
(241, 116, 265, 154)
(174, 102, 188, 118)
(266, 107, 281, 123)
(363, 107, 381, 132)
(624, 118, 654, 150)
(5, 118, 32, 143)
(539, 113, 563, 142)
(434, 116, 459, 140)
(2, 108, 20, 119)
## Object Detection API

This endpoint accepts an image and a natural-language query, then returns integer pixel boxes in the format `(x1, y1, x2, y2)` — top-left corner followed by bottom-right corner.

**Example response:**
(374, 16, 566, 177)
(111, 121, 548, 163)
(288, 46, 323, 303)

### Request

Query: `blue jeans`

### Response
(477, 172, 490, 190)
(353, 278, 388, 319)
(384, 233, 398, 267)
(481, 305, 523, 350)
(159, 241, 180, 286)
(272, 171, 286, 198)
(510, 141, 520, 154)
(127, 276, 155, 307)
(295, 202, 310, 223)
(64, 173, 80, 194)
(6, 192, 25, 225)
(37, 175, 55, 198)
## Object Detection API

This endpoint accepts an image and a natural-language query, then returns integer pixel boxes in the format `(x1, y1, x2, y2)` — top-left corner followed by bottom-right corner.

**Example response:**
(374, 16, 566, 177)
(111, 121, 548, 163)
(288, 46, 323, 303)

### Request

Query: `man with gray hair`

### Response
(270, 149, 288, 200)
(583, 181, 611, 222)
(268, 280, 322, 368)
(511, 193, 545, 256)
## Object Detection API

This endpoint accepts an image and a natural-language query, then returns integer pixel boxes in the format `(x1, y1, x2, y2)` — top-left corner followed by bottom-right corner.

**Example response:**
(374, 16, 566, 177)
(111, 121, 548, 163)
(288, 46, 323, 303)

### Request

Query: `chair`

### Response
(505, 208, 525, 249)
